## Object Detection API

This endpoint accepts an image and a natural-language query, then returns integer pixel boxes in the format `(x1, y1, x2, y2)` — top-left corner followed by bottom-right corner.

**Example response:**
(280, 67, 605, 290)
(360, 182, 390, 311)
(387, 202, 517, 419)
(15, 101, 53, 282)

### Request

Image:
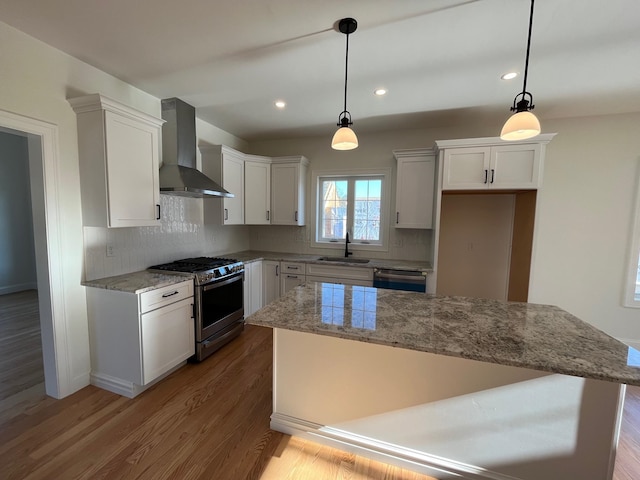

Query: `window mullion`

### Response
(347, 178, 355, 239)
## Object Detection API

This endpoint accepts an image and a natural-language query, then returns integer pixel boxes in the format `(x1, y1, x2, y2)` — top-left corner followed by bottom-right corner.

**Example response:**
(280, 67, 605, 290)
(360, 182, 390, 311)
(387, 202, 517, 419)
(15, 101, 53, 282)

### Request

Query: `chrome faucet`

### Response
(345, 232, 353, 258)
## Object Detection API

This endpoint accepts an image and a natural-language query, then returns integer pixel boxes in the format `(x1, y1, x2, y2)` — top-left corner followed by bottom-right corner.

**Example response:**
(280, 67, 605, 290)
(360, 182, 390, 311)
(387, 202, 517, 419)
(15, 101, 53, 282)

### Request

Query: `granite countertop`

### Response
(246, 282, 640, 386)
(81, 251, 431, 294)
(227, 250, 433, 273)
(82, 271, 193, 294)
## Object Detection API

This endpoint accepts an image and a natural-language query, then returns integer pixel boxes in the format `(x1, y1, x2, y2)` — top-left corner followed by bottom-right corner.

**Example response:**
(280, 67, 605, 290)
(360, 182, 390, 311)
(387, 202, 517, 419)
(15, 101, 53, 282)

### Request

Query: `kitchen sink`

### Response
(318, 256, 370, 264)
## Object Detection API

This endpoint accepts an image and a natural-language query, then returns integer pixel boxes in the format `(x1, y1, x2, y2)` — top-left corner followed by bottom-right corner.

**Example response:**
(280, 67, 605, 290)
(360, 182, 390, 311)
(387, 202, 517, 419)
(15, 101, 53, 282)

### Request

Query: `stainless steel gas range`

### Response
(149, 257, 244, 361)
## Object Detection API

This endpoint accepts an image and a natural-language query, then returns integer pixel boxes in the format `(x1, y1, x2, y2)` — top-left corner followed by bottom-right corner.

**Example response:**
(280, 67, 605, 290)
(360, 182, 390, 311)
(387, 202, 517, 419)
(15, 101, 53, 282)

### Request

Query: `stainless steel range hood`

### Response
(160, 98, 233, 198)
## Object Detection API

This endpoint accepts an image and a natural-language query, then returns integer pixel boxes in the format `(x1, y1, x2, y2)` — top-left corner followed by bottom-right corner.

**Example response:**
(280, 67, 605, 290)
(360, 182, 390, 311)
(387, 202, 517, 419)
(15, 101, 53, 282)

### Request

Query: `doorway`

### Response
(0, 109, 71, 399)
(0, 131, 44, 416)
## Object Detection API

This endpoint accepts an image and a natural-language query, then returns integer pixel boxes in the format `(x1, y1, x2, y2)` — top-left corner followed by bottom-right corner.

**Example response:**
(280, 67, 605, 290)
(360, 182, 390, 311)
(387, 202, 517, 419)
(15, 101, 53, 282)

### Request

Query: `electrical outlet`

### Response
(106, 244, 116, 257)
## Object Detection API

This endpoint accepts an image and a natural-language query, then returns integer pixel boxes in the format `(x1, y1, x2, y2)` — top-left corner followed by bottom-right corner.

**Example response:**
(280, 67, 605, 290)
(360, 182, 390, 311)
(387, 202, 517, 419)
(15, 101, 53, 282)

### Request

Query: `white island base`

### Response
(271, 329, 624, 480)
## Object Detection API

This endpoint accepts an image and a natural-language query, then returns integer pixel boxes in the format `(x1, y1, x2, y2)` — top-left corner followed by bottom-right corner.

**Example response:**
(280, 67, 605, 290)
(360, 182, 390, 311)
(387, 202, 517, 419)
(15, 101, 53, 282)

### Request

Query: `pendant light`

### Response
(500, 0, 541, 141)
(331, 17, 358, 150)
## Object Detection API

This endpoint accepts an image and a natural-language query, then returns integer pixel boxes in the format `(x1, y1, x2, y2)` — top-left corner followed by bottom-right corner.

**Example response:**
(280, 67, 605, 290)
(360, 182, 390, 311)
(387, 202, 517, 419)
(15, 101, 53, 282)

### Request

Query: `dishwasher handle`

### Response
(373, 269, 426, 281)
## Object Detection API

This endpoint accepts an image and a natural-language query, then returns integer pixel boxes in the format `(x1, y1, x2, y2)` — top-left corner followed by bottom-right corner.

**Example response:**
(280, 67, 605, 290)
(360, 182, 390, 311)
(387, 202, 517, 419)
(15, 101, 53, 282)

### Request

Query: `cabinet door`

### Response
(140, 297, 194, 385)
(490, 144, 541, 189)
(396, 156, 435, 229)
(104, 111, 160, 227)
(223, 153, 244, 224)
(281, 274, 305, 294)
(271, 163, 302, 225)
(245, 161, 271, 224)
(442, 147, 491, 190)
(263, 260, 281, 305)
(244, 261, 264, 316)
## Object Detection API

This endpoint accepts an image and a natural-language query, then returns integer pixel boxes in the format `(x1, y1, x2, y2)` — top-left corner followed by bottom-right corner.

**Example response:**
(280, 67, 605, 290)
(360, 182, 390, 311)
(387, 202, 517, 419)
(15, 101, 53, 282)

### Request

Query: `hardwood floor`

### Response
(0, 290, 45, 422)
(0, 294, 638, 479)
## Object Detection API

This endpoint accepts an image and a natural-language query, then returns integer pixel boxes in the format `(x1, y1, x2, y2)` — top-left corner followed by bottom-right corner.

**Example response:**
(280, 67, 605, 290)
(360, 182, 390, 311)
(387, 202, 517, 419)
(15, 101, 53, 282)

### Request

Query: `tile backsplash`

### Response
(83, 195, 250, 281)
(84, 196, 433, 281)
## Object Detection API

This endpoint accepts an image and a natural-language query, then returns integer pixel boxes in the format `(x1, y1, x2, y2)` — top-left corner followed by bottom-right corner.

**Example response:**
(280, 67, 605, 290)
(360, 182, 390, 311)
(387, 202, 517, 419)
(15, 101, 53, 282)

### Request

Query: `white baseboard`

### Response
(90, 362, 187, 398)
(0, 282, 38, 295)
(271, 412, 522, 480)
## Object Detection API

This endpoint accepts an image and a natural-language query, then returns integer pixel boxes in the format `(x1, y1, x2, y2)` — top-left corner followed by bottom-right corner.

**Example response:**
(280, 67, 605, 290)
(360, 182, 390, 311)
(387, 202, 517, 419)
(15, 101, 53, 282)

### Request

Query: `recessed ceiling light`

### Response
(275, 100, 286, 108)
(501, 72, 518, 80)
(374, 88, 387, 96)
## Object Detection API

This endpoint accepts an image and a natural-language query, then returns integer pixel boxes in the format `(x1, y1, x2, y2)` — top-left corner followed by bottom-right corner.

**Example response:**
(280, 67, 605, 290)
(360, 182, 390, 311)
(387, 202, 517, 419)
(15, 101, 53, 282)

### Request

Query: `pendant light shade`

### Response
(501, 0, 541, 141)
(331, 18, 358, 150)
(500, 110, 541, 141)
(332, 125, 359, 150)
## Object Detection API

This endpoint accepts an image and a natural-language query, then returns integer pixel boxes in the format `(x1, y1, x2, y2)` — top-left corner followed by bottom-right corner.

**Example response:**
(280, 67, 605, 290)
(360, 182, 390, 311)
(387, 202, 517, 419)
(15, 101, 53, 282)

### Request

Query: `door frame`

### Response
(1, 108, 71, 398)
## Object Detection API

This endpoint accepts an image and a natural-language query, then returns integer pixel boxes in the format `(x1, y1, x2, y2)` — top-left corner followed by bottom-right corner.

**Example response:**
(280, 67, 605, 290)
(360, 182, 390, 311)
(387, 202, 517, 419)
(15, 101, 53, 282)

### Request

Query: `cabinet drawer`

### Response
(281, 261, 305, 273)
(306, 264, 373, 281)
(139, 280, 194, 313)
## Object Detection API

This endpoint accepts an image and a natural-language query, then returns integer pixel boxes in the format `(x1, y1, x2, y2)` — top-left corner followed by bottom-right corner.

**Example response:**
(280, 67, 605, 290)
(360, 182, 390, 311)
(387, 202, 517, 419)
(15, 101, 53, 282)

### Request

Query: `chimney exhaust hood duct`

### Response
(159, 98, 233, 198)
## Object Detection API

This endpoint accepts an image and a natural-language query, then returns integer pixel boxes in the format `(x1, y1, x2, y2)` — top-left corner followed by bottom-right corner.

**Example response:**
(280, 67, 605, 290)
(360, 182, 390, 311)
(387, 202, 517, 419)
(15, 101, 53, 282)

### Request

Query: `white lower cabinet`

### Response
(87, 280, 194, 398)
(281, 262, 306, 294)
(243, 260, 263, 317)
(263, 260, 281, 305)
(305, 263, 373, 287)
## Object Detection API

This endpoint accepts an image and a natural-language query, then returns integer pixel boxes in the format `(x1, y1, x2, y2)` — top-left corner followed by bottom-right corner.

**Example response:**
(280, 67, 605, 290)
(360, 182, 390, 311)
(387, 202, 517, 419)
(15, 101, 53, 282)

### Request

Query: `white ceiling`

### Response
(1, 0, 639, 141)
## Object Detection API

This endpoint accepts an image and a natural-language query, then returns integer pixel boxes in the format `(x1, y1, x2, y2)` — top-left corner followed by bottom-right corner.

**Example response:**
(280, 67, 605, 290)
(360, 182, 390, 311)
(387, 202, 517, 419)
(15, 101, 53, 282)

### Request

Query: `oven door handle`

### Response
(202, 272, 244, 292)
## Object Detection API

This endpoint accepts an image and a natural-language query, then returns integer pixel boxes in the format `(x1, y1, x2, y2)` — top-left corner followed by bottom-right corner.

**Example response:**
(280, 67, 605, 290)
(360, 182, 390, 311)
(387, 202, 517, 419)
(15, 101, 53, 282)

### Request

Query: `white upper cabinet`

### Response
(271, 156, 309, 226)
(437, 134, 555, 191)
(200, 145, 245, 225)
(244, 157, 271, 225)
(393, 149, 436, 229)
(69, 94, 163, 228)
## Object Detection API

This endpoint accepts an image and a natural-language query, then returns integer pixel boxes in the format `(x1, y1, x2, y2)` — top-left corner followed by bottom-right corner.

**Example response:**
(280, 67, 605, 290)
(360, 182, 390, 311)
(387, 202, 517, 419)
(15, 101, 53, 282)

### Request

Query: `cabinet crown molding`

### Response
(68, 93, 164, 127)
(435, 133, 556, 150)
(393, 148, 436, 159)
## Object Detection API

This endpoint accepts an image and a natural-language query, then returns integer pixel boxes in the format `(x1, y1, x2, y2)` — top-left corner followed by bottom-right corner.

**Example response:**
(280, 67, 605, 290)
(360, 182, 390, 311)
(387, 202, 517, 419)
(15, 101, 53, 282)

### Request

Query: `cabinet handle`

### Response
(156, 204, 161, 220)
(224, 208, 229, 221)
(484, 169, 488, 184)
(294, 211, 298, 222)
(396, 212, 399, 224)
(287, 266, 299, 270)
(491, 169, 495, 184)
(162, 291, 179, 298)
(266, 210, 270, 221)
(276, 265, 279, 276)
(287, 275, 299, 279)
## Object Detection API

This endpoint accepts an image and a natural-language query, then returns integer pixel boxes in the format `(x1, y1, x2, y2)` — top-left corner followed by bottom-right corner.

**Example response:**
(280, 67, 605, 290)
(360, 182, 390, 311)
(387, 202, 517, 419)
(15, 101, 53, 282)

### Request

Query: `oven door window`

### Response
(201, 274, 244, 332)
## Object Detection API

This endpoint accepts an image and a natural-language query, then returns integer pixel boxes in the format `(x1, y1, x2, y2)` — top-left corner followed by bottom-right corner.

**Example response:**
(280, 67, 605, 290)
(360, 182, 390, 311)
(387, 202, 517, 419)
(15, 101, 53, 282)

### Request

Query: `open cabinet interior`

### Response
(436, 190, 537, 302)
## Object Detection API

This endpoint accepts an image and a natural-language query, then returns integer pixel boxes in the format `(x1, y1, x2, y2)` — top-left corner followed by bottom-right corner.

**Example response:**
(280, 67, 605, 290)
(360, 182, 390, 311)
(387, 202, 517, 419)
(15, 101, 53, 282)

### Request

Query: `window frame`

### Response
(311, 168, 391, 253)
(623, 171, 640, 308)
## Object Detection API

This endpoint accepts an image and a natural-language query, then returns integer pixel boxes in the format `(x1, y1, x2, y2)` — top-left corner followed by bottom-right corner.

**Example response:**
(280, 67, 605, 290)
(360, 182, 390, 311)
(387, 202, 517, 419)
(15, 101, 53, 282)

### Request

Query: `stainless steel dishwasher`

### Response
(373, 268, 427, 293)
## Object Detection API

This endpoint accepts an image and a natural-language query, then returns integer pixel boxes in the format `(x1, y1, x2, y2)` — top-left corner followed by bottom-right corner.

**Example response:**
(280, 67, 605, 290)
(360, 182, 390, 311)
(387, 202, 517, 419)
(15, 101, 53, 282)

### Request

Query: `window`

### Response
(624, 173, 640, 308)
(312, 169, 390, 251)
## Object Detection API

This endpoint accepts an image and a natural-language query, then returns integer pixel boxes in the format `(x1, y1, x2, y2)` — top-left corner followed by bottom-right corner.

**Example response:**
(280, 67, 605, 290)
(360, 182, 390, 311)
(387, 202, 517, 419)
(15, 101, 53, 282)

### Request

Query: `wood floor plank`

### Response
(1, 290, 639, 480)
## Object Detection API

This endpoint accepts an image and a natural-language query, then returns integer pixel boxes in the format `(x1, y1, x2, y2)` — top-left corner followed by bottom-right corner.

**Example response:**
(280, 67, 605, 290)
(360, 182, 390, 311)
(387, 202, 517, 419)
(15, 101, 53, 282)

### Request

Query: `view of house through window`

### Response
(319, 176, 382, 244)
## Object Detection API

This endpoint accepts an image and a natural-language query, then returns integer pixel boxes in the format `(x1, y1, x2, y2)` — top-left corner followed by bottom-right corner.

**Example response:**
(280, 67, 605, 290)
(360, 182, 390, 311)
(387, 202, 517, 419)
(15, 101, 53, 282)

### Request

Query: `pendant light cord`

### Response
(521, 0, 535, 97)
(343, 31, 350, 114)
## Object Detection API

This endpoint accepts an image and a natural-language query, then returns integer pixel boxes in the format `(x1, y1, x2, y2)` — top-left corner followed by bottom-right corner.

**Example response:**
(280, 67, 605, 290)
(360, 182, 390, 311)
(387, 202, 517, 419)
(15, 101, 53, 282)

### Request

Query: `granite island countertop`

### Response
(246, 282, 640, 386)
